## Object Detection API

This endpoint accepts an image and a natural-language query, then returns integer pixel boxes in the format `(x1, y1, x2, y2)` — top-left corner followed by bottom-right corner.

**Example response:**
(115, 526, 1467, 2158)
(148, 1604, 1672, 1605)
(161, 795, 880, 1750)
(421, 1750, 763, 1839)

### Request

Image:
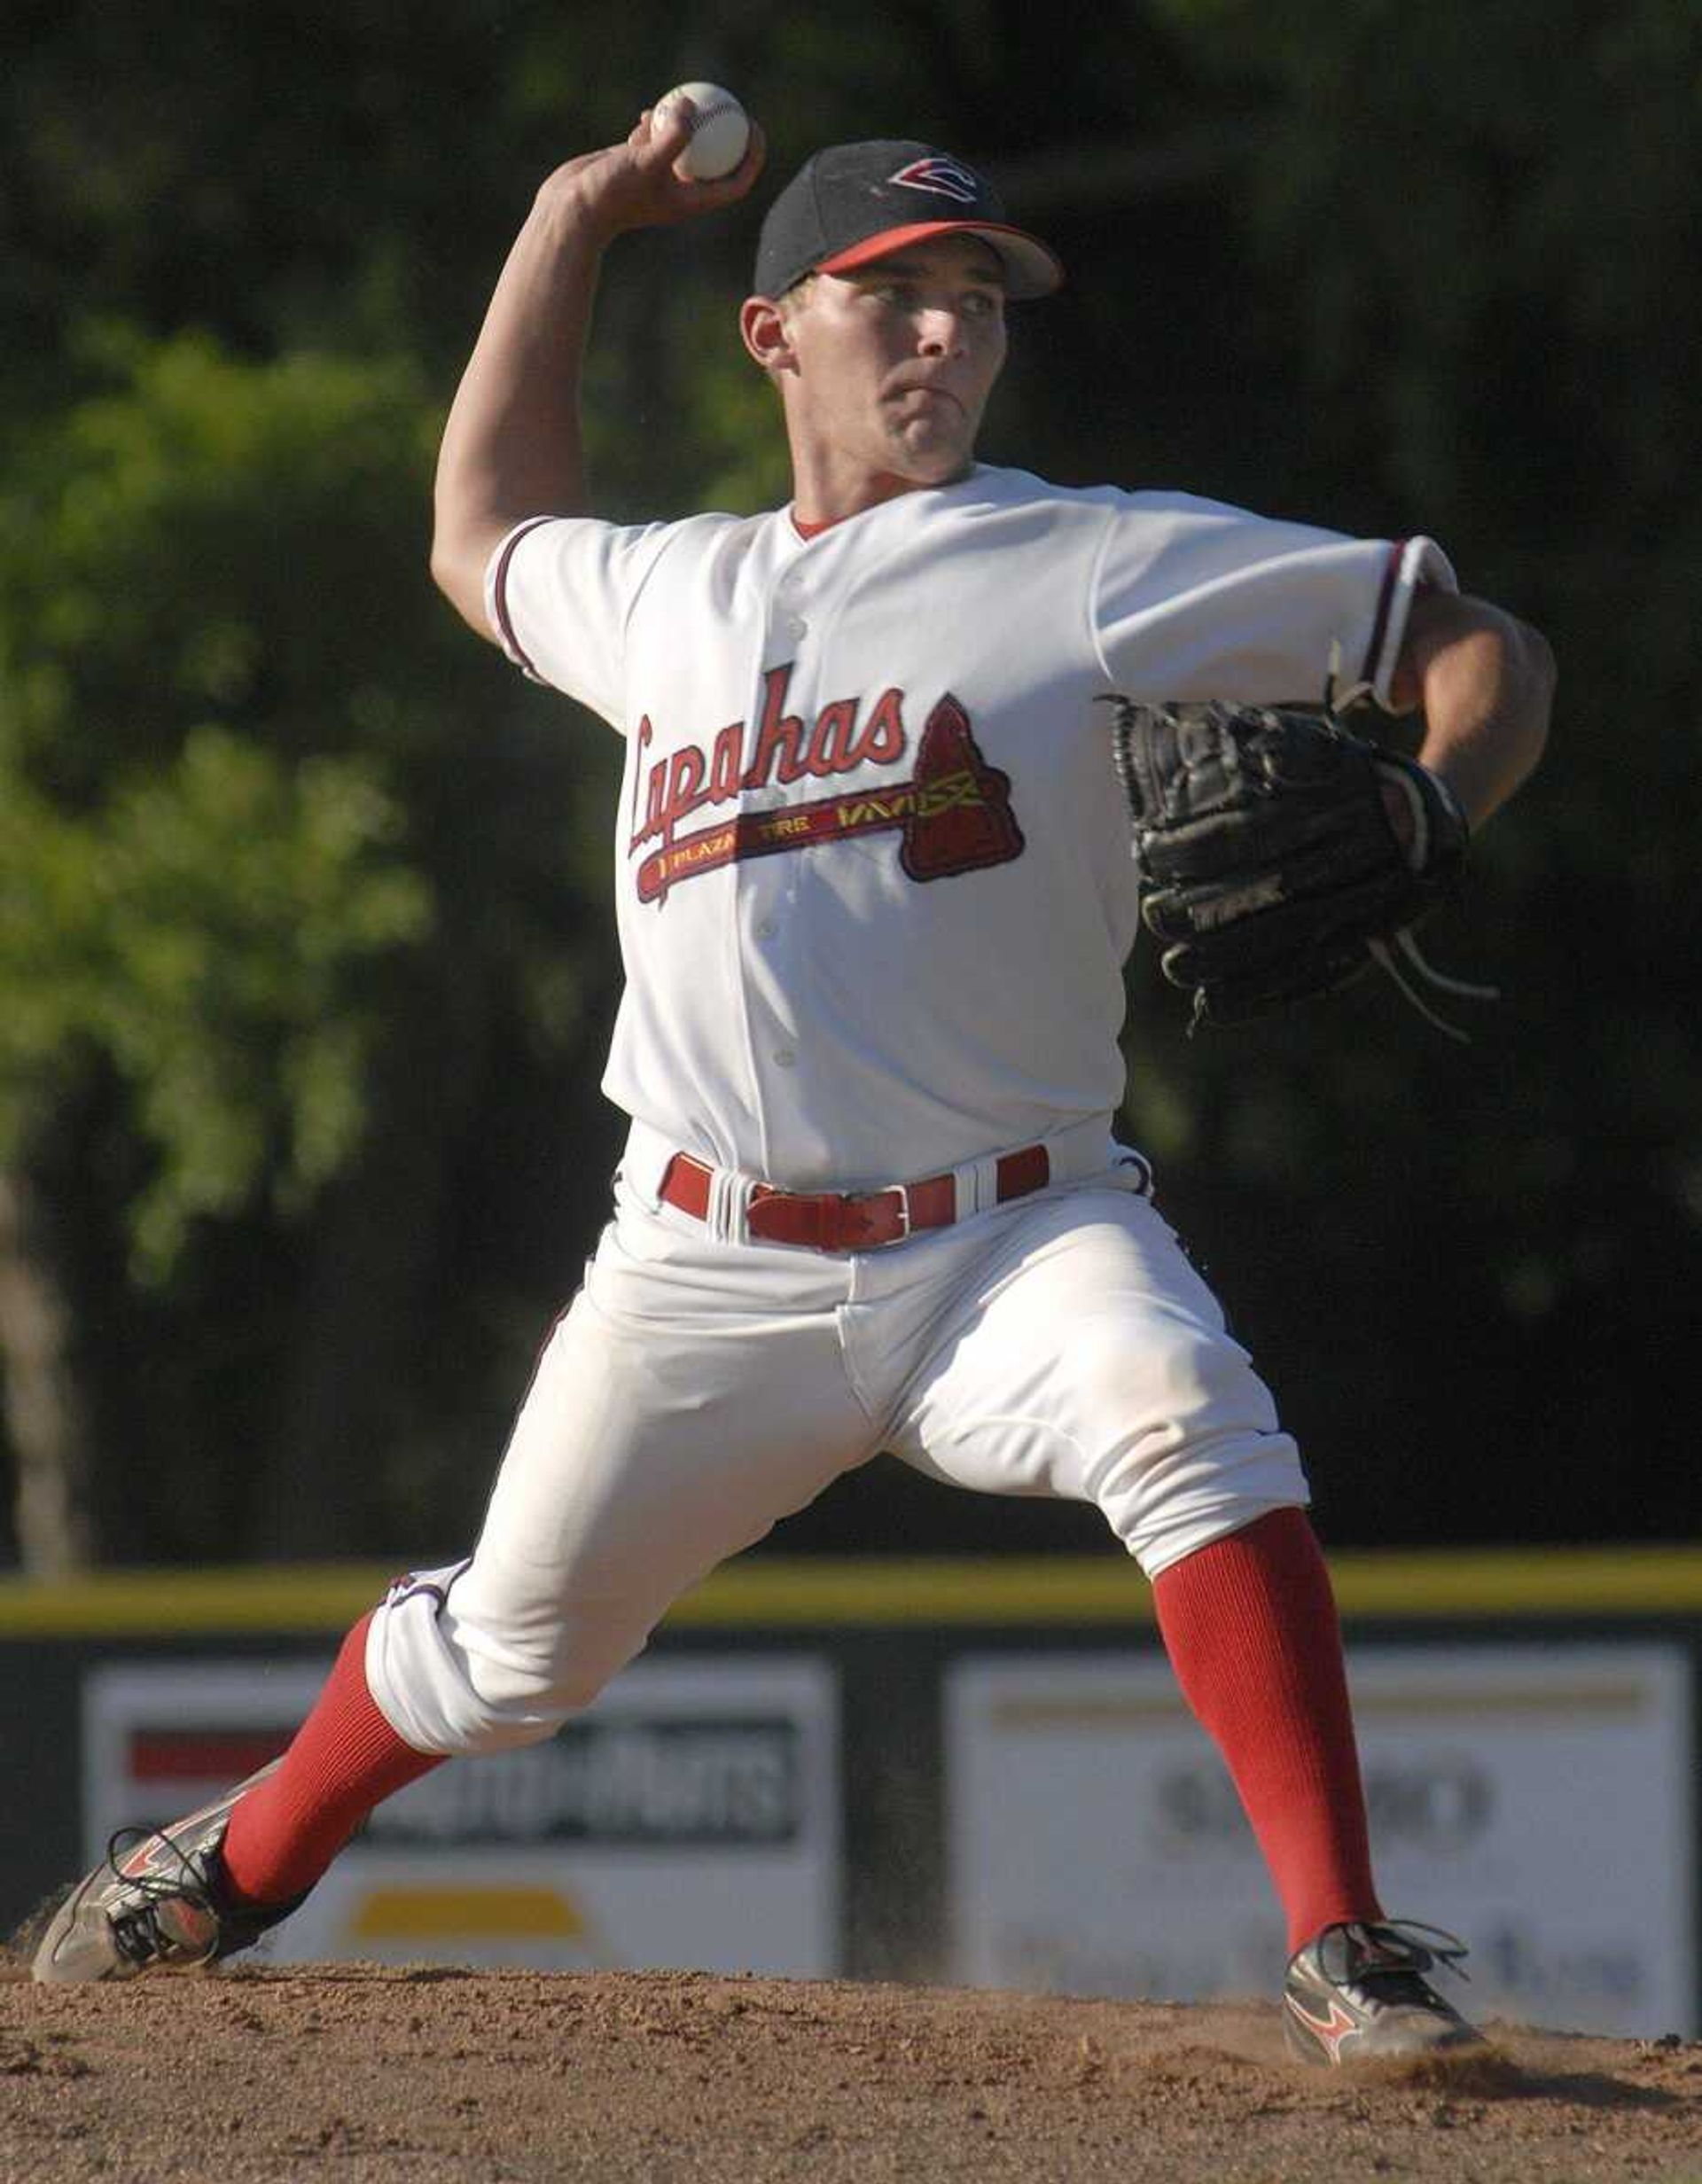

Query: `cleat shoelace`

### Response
(1318, 1919, 1471, 2010)
(101, 1826, 222, 1970)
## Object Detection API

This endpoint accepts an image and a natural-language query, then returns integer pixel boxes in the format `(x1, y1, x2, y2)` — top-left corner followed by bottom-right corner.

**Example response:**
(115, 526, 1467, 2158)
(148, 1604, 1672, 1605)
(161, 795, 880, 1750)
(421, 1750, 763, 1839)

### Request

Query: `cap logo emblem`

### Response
(886, 156, 981, 205)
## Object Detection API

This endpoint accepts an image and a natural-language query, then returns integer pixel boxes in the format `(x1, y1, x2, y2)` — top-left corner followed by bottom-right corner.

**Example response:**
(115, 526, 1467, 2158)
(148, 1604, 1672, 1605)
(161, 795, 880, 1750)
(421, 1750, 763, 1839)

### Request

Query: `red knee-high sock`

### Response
(220, 1611, 443, 1909)
(1152, 1507, 1381, 1954)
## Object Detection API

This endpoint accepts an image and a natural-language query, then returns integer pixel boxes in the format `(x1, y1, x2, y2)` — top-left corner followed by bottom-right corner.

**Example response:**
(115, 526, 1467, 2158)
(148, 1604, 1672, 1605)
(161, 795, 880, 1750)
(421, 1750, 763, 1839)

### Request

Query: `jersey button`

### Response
(772, 1048, 796, 1068)
(755, 918, 777, 940)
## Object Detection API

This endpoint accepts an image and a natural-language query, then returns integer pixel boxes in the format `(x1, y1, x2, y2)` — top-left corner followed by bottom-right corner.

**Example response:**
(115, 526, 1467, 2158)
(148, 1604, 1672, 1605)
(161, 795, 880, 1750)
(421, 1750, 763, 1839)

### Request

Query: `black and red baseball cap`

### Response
(753, 140, 1064, 301)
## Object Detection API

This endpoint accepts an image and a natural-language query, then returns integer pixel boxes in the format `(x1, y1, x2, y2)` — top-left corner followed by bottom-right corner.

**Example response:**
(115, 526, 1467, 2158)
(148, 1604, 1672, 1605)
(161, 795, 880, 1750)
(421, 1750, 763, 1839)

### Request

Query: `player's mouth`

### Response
(887, 378, 967, 418)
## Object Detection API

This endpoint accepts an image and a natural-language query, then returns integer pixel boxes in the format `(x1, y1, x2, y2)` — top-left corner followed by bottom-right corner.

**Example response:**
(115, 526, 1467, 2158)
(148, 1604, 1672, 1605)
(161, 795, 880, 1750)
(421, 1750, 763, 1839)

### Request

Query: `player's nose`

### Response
(916, 307, 968, 356)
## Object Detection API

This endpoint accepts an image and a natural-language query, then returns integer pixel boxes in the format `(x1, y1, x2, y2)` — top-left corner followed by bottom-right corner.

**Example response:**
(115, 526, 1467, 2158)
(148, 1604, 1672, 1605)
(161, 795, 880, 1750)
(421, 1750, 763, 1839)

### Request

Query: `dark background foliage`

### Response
(2, 0, 1698, 1570)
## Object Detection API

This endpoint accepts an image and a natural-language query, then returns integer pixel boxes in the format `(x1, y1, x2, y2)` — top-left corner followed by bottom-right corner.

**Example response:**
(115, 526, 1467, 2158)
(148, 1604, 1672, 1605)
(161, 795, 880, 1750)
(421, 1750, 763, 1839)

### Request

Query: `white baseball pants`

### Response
(367, 1138, 1308, 1755)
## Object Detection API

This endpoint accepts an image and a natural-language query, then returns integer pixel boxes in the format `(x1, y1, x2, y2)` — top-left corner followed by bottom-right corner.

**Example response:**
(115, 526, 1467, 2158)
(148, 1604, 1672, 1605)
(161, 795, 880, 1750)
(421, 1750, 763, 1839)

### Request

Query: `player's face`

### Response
(774, 236, 1008, 496)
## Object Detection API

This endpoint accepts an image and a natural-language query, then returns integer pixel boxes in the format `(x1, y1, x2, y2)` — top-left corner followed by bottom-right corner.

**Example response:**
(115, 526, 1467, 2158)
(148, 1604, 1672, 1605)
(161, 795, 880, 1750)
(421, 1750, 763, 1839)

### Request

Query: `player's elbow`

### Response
(1470, 608, 1554, 818)
(1425, 592, 1556, 785)
(1503, 612, 1557, 780)
(1519, 617, 1558, 726)
(429, 528, 499, 644)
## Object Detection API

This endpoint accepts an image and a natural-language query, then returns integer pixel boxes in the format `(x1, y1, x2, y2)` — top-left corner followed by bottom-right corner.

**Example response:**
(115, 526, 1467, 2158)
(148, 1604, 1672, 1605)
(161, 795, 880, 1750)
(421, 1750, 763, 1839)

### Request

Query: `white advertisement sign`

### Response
(82, 1655, 839, 1976)
(947, 1642, 1694, 2037)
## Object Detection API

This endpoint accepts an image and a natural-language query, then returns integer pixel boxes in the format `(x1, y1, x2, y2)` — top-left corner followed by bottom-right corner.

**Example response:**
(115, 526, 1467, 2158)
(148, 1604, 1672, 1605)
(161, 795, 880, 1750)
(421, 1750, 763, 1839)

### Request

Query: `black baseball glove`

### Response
(1106, 697, 1494, 1036)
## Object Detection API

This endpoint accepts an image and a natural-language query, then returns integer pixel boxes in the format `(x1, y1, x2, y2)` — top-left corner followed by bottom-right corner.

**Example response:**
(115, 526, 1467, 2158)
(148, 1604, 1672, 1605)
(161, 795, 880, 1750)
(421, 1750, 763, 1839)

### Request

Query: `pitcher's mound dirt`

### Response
(4, 1963, 1700, 2182)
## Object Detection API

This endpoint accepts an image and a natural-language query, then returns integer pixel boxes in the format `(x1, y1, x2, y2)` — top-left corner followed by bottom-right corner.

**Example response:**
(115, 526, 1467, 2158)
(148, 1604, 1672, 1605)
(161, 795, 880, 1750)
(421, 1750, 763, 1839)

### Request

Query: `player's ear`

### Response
(741, 295, 798, 377)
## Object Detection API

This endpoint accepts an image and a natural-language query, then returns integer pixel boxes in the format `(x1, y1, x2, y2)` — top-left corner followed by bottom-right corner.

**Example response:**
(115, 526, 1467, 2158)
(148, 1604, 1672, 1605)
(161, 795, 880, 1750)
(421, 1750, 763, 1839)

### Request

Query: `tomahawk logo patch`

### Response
(886, 156, 982, 206)
(897, 697, 1023, 882)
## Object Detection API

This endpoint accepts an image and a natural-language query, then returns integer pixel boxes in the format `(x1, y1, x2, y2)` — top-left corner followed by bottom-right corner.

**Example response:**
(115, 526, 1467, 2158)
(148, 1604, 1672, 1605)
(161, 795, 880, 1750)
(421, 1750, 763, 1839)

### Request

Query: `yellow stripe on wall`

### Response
(1, 1546, 1701, 1637)
(350, 1888, 586, 1939)
(672, 1547, 1702, 1625)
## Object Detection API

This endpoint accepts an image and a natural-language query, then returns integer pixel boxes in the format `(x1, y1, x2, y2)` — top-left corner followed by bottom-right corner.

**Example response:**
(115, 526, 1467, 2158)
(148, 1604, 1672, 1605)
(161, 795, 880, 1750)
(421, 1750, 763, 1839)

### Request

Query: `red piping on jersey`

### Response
(489, 516, 555, 678)
(1359, 538, 1406, 688)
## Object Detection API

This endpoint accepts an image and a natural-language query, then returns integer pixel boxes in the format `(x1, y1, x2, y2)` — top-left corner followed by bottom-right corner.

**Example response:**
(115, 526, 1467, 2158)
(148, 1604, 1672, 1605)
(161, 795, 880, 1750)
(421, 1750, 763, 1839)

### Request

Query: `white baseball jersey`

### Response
(488, 465, 1453, 1190)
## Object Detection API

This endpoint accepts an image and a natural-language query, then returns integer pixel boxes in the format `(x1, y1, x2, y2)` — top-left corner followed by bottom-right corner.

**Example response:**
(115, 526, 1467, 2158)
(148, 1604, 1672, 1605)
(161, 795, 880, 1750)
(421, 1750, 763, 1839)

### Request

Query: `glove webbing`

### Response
(1108, 695, 1499, 1041)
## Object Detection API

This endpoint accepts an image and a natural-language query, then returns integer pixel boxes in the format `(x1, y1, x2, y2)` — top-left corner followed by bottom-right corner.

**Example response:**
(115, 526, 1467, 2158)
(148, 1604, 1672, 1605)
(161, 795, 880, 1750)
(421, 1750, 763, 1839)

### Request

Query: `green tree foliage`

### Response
(0, 329, 618, 1563)
(1, 727, 426, 1275)
(0, 335, 437, 1269)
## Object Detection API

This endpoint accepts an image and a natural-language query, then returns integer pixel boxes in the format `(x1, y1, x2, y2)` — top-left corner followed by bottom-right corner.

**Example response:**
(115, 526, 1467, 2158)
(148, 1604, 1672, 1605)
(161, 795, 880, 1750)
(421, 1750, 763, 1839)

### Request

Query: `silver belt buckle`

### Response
(851, 1184, 910, 1248)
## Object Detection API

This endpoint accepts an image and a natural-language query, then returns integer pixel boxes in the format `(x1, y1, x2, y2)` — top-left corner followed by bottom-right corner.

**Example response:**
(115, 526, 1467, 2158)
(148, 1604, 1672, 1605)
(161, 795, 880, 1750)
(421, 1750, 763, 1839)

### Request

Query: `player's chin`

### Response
(889, 417, 977, 482)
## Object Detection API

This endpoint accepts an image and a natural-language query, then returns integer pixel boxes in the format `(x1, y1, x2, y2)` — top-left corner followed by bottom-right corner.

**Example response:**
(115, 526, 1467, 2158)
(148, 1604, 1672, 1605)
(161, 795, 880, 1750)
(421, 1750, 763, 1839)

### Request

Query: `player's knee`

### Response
(439, 1613, 645, 1751)
(1068, 1310, 1275, 1456)
(457, 1632, 621, 1744)
(1066, 1314, 1302, 1552)
(368, 1585, 632, 1757)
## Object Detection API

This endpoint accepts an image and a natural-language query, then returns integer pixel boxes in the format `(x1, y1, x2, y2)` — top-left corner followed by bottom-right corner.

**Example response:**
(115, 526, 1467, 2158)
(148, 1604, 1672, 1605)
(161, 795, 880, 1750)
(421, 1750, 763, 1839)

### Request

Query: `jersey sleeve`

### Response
(1089, 491, 1456, 710)
(483, 514, 675, 730)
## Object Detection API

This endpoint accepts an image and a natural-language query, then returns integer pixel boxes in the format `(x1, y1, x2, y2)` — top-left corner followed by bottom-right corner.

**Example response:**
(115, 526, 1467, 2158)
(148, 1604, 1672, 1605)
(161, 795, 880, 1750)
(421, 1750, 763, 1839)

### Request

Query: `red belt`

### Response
(659, 1144, 1051, 1252)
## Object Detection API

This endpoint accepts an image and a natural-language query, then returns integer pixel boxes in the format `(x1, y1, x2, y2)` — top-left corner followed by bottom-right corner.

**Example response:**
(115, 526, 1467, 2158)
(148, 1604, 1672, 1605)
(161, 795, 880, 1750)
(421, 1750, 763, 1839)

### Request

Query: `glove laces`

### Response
(1328, 657, 1500, 1043)
(1369, 929, 1499, 1042)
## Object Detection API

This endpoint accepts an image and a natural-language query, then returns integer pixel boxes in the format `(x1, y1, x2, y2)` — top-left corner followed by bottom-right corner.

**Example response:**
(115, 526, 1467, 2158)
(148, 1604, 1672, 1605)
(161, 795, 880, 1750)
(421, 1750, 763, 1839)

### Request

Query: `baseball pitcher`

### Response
(32, 100, 1554, 2066)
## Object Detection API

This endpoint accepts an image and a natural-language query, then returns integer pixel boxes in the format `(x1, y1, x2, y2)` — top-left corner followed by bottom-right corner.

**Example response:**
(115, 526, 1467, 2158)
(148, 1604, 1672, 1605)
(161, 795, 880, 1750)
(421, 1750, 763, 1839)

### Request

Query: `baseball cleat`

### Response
(30, 1759, 298, 1984)
(1283, 1919, 1485, 2066)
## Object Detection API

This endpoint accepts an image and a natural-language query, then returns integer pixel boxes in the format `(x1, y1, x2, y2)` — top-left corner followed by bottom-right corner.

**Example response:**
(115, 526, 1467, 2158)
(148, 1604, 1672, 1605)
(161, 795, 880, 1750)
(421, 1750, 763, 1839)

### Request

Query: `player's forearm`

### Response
(1402, 596, 1556, 829)
(432, 109, 761, 640)
(430, 174, 617, 631)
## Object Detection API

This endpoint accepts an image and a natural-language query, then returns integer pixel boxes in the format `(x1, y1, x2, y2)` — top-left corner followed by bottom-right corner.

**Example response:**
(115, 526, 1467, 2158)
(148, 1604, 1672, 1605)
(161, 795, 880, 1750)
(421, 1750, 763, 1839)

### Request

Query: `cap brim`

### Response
(815, 221, 1064, 300)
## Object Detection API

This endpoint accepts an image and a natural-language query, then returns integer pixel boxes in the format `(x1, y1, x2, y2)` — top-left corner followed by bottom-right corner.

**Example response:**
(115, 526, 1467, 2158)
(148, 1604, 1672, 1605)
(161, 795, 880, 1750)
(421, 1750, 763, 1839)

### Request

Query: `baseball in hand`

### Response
(658, 82, 751, 181)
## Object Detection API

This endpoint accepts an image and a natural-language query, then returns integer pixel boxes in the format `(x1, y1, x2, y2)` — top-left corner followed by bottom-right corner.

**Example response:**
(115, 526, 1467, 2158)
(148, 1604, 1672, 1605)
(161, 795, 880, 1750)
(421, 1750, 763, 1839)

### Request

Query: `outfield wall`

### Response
(3, 1549, 1697, 2035)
